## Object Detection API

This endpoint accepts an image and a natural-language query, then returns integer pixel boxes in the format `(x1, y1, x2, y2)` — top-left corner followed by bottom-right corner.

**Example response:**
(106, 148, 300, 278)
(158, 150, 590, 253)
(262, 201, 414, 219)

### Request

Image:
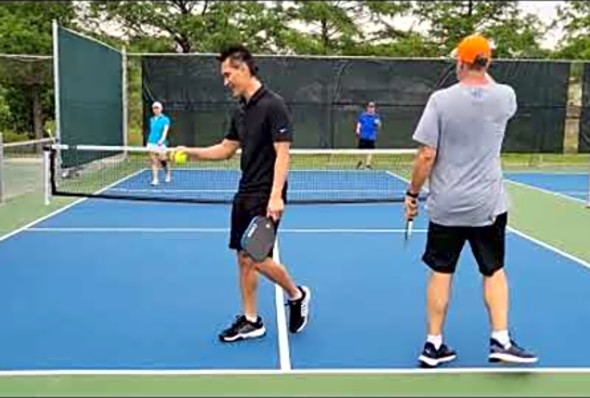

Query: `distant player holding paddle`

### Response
(405, 34, 538, 367)
(174, 45, 310, 342)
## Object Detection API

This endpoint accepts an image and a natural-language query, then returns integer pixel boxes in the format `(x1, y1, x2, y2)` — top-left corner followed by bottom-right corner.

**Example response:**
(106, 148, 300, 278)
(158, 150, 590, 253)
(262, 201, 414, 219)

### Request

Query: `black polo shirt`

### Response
(225, 85, 293, 196)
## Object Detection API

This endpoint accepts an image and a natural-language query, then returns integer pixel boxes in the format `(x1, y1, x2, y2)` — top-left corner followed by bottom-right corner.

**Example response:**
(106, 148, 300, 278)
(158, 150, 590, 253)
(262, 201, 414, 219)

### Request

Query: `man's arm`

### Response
(405, 93, 439, 219)
(266, 99, 293, 220)
(356, 122, 361, 136)
(408, 145, 436, 195)
(271, 141, 289, 201)
(181, 139, 239, 160)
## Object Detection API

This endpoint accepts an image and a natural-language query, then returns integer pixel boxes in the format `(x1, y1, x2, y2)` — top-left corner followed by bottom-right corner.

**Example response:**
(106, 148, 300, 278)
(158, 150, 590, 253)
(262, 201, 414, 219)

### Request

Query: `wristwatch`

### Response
(406, 190, 419, 199)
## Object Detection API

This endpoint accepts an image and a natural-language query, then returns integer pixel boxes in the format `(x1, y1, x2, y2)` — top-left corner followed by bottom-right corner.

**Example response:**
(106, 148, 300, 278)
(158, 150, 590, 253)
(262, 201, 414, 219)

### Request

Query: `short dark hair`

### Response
(466, 54, 489, 71)
(217, 45, 258, 76)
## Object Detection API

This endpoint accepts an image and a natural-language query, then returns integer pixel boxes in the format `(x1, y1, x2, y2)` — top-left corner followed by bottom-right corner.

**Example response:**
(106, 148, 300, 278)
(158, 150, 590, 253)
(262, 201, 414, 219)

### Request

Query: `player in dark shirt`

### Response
(176, 45, 311, 343)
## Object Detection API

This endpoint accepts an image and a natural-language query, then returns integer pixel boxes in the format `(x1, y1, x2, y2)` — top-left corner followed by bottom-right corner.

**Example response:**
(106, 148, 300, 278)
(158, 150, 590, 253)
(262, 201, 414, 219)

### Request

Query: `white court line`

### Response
(506, 179, 587, 204)
(0, 367, 587, 376)
(273, 239, 291, 372)
(25, 227, 429, 234)
(0, 169, 146, 243)
(507, 226, 590, 271)
(505, 171, 588, 175)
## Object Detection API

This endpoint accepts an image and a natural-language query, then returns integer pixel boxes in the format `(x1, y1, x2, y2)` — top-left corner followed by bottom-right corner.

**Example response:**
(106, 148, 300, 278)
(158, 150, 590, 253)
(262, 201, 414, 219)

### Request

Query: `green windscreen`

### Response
(57, 26, 123, 167)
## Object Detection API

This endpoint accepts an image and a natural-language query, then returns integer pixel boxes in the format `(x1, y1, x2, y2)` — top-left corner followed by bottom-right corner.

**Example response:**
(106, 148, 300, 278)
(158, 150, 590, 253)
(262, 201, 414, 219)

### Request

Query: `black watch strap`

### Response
(406, 190, 419, 199)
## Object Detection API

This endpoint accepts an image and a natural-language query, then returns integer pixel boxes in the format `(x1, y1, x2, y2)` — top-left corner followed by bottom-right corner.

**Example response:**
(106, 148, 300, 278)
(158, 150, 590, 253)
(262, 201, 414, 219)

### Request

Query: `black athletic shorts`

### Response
(357, 138, 376, 149)
(229, 190, 286, 255)
(422, 212, 507, 277)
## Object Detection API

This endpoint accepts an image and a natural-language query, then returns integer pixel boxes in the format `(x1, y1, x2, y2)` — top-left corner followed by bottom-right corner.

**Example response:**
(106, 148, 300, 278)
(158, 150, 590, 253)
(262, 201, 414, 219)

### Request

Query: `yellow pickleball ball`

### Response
(173, 150, 188, 164)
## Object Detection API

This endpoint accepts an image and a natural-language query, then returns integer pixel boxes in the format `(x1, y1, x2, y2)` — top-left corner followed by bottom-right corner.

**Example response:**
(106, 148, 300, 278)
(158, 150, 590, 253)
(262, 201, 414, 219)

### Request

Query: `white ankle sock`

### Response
(245, 315, 258, 323)
(289, 287, 302, 301)
(492, 330, 511, 348)
(427, 334, 443, 350)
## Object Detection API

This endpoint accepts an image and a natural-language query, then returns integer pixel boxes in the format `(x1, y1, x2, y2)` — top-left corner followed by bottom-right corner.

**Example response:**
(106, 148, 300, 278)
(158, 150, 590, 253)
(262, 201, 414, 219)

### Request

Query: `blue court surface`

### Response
(1, 191, 590, 374)
(505, 172, 589, 203)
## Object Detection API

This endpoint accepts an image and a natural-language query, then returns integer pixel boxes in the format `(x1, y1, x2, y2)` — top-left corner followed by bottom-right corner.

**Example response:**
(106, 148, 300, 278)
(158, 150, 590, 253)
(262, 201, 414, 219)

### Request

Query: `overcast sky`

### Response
(519, 0, 562, 48)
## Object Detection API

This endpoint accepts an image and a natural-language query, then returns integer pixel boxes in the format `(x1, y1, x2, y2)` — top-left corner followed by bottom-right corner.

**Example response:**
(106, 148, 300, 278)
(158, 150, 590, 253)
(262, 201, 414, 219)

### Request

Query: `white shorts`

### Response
(147, 143, 168, 154)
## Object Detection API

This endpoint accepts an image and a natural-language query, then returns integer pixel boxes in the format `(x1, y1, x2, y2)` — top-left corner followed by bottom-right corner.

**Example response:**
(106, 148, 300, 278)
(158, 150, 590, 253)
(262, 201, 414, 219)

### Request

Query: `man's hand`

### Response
(404, 192, 419, 221)
(267, 195, 284, 222)
(172, 145, 199, 159)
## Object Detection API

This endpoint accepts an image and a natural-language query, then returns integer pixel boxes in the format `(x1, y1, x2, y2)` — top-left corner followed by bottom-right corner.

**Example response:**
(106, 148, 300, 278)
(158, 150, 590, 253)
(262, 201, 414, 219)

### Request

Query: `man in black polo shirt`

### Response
(176, 45, 311, 343)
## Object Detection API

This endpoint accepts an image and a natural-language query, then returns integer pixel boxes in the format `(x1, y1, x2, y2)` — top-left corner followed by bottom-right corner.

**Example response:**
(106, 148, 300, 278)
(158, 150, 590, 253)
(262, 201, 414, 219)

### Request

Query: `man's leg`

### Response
(483, 269, 509, 333)
(218, 198, 267, 343)
(238, 198, 310, 334)
(365, 140, 375, 169)
(418, 222, 464, 368)
(238, 251, 259, 321)
(249, 251, 311, 334)
(426, 271, 453, 337)
(357, 139, 366, 169)
(469, 213, 538, 364)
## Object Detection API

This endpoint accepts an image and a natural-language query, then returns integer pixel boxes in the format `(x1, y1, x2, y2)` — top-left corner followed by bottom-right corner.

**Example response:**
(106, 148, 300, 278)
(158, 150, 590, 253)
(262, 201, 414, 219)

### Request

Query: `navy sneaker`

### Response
(418, 342, 457, 368)
(288, 285, 311, 333)
(488, 338, 538, 364)
(219, 315, 266, 343)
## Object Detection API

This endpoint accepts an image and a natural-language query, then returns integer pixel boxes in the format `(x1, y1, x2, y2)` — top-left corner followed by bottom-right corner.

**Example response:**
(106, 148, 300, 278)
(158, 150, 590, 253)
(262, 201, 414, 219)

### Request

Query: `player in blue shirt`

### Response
(356, 101, 381, 169)
(146, 101, 172, 185)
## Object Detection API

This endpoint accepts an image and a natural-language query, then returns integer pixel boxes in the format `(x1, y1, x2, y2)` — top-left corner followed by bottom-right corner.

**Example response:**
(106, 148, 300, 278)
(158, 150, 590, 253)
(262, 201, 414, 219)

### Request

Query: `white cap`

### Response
(152, 101, 163, 109)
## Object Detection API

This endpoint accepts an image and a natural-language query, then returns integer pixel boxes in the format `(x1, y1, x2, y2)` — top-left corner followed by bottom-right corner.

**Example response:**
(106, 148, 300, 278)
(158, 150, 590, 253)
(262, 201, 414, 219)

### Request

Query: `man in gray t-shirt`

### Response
(404, 34, 537, 368)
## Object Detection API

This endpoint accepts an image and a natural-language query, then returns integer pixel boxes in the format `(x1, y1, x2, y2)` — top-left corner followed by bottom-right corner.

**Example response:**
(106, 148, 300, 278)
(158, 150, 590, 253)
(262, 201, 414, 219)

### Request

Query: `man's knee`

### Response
(482, 265, 505, 278)
(238, 251, 253, 267)
(238, 251, 263, 270)
(238, 251, 273, 272)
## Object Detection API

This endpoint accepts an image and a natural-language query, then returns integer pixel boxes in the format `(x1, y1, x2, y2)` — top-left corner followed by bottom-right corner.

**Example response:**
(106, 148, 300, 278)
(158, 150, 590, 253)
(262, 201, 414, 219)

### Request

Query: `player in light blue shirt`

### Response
(146, 101, 172, 185)
(355, 101, 381, 169)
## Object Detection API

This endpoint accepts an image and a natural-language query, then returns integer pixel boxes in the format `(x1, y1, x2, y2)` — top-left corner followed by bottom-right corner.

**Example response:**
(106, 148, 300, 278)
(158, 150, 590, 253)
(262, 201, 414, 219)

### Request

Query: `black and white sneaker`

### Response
(218, 315, 266, 343)
(418, 342, 457, 368)
(288, 285, 311, 333)
(488, 338, 538, 364)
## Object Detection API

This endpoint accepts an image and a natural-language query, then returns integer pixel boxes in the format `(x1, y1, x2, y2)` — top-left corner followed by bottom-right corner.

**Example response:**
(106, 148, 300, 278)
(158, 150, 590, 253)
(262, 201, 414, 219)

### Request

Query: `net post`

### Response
(43, 147, 51, 206)
(122, 46, 129, 158)
(0, 133, 4, 204)
(52, 19, 62, 171)
(52, 20, 61, 143)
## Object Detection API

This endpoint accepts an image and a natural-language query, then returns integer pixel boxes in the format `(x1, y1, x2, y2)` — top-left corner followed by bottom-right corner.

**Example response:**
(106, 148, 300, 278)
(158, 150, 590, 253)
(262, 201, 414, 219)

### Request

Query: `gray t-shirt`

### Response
(412, 82, 517, 226)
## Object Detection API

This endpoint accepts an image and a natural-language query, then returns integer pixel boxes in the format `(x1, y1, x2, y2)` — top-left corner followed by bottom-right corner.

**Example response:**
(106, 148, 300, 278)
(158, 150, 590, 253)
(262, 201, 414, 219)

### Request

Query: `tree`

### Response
(84, 1, 287, 53)
(280, 1, 363, 55)
(412, 1, 547, 58)
(553, 1, 590, 59)
(280, 1, 413, 55)
(0, 1, 76, 141)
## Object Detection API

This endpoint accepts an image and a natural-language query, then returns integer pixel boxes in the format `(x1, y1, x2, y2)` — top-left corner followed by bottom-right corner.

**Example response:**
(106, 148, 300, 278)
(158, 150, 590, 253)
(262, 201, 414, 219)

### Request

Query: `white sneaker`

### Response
(151, 179, 159, 186)
(165, 175, 171, 183)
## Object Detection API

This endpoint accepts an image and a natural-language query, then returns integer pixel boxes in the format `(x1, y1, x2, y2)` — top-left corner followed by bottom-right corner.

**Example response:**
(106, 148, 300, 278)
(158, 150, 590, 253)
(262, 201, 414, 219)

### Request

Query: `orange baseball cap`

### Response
(454, 34, 492, 64)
